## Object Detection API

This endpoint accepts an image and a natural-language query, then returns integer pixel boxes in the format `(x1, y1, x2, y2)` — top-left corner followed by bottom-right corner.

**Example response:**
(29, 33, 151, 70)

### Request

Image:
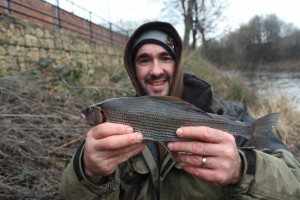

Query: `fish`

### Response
(80, 96, 280, 150)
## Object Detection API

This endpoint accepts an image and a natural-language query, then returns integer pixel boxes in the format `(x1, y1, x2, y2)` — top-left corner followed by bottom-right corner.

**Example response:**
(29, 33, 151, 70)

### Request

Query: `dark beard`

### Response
(139, 72, 171, 95)
(145, 73, 170, 83)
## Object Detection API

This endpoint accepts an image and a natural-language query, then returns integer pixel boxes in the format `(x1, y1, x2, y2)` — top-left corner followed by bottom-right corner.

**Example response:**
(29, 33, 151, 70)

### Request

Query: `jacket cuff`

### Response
(73, 141, 120, 196)
(222, 148, 256, 195)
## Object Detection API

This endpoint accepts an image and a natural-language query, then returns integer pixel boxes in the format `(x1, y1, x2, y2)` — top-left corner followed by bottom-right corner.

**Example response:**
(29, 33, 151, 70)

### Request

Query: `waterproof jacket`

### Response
(59, 74, 300, 200)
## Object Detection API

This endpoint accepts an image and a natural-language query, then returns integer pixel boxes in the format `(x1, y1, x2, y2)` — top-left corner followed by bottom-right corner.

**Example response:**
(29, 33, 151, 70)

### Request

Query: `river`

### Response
(225, 71, 300, 110)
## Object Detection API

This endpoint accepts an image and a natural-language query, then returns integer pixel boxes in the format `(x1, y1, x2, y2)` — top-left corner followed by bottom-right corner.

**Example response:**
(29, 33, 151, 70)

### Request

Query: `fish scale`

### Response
(81, 96, 280, 150)
(105, 107, 181, 141)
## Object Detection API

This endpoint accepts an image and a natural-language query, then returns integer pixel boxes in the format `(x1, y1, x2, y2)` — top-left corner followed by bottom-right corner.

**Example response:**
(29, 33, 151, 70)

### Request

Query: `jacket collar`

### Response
(182, 73, 214, 113)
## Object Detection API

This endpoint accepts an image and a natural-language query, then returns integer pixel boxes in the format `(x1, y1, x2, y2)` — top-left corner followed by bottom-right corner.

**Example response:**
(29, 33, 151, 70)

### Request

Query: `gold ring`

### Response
(201, 156, 207, 168)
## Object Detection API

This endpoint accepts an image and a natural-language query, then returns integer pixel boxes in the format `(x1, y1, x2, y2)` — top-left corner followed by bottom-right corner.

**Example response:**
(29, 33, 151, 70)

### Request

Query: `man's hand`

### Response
(83, 122, 145, 184)
(167, 126, 243, 187)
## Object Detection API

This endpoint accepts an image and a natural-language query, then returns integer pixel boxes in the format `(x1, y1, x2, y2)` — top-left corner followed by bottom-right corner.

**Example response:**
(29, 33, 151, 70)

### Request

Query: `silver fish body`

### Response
(81, 96, 280, 150)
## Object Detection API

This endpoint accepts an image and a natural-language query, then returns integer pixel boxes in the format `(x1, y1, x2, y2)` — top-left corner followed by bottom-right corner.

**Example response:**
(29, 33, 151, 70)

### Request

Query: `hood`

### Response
(124, 21, 184, 98)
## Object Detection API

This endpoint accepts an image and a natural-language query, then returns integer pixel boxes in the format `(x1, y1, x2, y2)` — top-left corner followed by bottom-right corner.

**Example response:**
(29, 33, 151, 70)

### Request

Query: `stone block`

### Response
(25, 34, 39, 47)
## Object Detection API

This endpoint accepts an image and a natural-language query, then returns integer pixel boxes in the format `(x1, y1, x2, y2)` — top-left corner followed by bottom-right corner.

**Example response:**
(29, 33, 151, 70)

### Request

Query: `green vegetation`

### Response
(31, 52, 257, 107)
(31, 57, 135, 103)
(183, 51, 256, 106)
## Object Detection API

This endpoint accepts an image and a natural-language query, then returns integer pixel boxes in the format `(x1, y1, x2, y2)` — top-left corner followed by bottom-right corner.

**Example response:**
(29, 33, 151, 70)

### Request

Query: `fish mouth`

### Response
(80, 113, 88, 124)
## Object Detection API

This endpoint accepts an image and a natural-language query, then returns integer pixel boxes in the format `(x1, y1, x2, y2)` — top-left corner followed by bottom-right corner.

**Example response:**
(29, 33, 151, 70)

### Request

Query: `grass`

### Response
(182, 51, 256, 105)
(248, 94, 300, 146)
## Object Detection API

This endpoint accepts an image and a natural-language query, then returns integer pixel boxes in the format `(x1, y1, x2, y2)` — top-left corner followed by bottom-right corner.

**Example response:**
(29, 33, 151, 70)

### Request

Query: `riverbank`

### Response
(253, 60, 300, 71)
(224, 70, 300, 110)
(223, 68, 300, 160)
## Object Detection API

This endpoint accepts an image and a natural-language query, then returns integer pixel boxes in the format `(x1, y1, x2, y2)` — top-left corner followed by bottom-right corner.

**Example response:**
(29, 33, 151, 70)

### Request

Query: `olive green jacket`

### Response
(59, 74, 300, 199)
(60, 144, 300, 200)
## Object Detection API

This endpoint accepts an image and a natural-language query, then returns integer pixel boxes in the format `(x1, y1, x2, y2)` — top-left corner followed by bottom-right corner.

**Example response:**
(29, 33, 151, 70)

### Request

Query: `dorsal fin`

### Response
(142, 96, 211, 117)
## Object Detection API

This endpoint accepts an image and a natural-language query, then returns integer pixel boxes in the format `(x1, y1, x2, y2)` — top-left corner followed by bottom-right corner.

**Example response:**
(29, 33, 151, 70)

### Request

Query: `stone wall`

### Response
(0, 14, 124, 75)
(0, 0, 128, 46)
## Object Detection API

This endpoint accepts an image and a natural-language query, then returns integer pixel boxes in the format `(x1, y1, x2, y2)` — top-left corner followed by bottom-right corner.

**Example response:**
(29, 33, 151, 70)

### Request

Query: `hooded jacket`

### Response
(124, 21, 184, 98)
(59, 21, 300, 200)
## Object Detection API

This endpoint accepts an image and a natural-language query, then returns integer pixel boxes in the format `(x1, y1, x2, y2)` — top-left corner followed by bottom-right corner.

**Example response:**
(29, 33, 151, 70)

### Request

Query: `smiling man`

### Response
(133, 30, 176, 96)
(59, 21, 300, 200)
(135, 43, 175, 96)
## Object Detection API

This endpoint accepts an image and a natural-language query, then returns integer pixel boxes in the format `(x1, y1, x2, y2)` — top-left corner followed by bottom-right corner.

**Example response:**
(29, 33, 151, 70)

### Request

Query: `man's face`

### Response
(134, 43, 175, 96)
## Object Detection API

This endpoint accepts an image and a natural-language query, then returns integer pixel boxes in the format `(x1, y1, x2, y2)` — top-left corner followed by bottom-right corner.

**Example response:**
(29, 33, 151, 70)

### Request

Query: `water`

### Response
(226, 71, 300, 110)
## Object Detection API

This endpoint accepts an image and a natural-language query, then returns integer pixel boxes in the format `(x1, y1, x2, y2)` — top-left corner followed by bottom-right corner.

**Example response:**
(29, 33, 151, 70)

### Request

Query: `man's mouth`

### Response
(143, 73, 170, 95)
(149, 80, 165, 86)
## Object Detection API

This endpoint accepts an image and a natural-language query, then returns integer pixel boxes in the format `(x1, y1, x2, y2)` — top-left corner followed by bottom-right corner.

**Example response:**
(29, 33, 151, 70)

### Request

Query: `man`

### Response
(59, 21, 300, 199)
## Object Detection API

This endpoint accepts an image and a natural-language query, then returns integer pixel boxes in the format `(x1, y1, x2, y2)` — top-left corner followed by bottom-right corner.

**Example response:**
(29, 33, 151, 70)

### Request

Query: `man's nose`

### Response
(150, 60, 163, 75)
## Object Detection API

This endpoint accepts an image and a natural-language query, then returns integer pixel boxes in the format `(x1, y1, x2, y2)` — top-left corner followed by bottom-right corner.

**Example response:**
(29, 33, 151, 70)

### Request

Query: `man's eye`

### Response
(161, 56, 172, 61)
(139, 58, 150, 64)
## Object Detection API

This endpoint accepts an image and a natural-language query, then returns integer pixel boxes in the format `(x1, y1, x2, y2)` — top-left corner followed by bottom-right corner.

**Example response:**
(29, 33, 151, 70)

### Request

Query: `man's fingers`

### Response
(94, 144, 146, 176)
(168, 142, 223, 156)
(99, 143, 146, 158)
(176, 126, 234, 144)
(90, 122, 134, 139)
(112, 144, 146, 163)
(176, 154, 229, 170)
(94, 132, 144, 150)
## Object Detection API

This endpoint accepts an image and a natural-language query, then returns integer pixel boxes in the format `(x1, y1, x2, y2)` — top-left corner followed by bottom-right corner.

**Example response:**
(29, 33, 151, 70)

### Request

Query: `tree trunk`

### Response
(183, 0, 195, 49)
(191, 0, 198, 49)
(200, 29, 208, 57)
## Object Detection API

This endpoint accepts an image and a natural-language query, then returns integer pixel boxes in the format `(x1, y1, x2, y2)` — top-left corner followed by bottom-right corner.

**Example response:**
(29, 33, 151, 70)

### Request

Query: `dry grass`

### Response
(0, 60, 135, 199)
(0, 77, 88, 199)
(249, 94, 300, 160)
(182, 51, 255, 104)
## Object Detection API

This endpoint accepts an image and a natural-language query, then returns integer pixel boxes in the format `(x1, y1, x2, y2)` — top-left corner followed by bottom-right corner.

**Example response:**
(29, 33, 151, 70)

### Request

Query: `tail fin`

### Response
(252, 113, 280, 150)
